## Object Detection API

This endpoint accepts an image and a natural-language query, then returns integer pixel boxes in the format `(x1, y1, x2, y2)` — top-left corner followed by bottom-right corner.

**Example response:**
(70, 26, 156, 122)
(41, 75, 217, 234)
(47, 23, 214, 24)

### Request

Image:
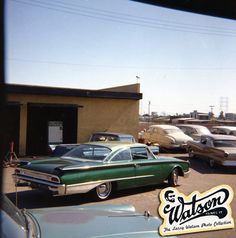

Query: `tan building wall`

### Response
(6, 84, 141, 155)
(78, 98, 140, 142)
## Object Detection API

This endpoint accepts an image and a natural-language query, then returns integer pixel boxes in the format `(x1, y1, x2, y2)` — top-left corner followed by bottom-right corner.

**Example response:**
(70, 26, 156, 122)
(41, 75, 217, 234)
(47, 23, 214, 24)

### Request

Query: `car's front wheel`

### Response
(168, 168, 179, 187)
(94, 182, 112, 200)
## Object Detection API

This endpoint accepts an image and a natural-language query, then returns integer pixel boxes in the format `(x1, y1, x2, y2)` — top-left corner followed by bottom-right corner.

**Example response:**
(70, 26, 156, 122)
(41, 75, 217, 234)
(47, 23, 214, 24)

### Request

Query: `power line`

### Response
(8, 57, 236, 71)
(49, 0, 236, 34)
(9, 0, 236, 37)
(220, 96, 229, 113)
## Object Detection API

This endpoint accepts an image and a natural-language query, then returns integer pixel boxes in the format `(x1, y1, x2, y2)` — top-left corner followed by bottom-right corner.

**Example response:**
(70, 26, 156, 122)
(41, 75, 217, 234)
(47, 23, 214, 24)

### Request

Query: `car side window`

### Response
(201, 137, 207, 144)
(184, 127, 191, 135)
(180, 127, 187, 133)
(230, 131, 236, 136)
(131, 147, 154, 160)
(217, 129, 227, 135)
(111, 149, 132, 162)
(189, 128, 196, 134)
(201, 137, 213, 146)
(158, 129, 165, 135)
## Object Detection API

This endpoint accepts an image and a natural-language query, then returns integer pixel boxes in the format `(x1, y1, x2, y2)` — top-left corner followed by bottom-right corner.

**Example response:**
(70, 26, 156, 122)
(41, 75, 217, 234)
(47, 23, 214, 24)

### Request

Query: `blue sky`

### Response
(5, 0, 236, 115)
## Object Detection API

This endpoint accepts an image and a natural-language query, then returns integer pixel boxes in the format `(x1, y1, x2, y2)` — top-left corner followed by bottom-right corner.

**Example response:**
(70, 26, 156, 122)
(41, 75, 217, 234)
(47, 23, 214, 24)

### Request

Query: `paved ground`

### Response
(2, 153, 236, 238)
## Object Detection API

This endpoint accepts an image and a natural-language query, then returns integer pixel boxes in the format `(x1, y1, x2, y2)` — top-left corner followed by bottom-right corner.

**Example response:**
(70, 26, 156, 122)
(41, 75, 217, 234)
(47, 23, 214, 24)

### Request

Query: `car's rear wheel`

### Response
(94, 182, 112, 200)
(168, 168, 179, 187)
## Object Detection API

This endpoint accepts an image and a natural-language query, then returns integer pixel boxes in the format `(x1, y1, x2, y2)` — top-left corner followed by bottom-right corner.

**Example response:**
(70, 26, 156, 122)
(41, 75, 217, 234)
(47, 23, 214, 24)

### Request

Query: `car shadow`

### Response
(6, 183, 169, 209)
(189, 157, 236, 175)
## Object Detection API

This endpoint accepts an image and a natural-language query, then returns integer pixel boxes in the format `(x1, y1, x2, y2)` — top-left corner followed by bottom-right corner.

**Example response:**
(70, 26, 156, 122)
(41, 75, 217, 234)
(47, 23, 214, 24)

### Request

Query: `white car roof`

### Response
(203, 134, 236, 140)
(150, 124, 179, 129)
(177, 124, 208, 129)
(212, 126, 236, 130)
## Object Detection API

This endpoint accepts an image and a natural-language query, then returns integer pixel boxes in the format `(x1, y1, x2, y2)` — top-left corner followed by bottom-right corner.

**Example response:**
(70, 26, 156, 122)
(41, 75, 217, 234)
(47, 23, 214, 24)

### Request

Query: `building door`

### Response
(26, 103, 78, 155)
(0, 103, 20, 158)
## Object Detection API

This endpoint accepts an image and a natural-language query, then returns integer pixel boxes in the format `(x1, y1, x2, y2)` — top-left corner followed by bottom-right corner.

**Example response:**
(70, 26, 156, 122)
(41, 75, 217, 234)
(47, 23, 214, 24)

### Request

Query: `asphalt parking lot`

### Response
(2, 153, 236, 238)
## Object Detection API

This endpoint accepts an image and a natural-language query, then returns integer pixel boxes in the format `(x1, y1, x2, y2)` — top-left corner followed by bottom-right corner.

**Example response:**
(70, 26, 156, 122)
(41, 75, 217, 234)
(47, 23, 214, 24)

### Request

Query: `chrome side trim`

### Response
(66, 175, 155, 194)
(60, 163, 134, 171)
(221, 160, 236, 166)
(13, 174, 155, 196)
(65, 174, 155, 195)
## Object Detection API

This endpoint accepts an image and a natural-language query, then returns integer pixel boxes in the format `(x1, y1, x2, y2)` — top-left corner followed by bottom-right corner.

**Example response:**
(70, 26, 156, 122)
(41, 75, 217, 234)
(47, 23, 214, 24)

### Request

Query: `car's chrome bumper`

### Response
(13, 174, 67, 195)
(13, 174, 104, 196)
(221, 160, 236, 166)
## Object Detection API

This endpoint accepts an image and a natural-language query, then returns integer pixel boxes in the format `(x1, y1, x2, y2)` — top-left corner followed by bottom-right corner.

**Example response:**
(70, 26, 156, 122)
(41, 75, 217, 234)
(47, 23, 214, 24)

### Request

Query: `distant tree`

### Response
(218, 111, 225, 120)
(209, 112, 215, 120)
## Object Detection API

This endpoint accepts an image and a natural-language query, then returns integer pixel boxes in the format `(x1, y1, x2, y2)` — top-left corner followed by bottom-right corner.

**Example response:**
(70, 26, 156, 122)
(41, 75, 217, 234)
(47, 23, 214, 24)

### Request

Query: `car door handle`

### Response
(134, 164, 141, 168)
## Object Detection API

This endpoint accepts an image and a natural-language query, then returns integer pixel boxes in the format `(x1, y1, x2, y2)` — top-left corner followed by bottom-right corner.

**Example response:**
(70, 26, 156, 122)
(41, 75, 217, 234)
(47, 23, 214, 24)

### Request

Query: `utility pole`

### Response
(148, 101, 151, 125)
(220, 97, 228, 113)
(209, 105, 215, 113)
(209, 105, 215, 120)
(148, 101, 151, 116)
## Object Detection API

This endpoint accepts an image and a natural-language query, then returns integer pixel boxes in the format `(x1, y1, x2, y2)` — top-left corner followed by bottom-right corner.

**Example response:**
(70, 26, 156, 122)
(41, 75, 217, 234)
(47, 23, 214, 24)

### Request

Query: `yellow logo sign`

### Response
(158, 185, 234, 236)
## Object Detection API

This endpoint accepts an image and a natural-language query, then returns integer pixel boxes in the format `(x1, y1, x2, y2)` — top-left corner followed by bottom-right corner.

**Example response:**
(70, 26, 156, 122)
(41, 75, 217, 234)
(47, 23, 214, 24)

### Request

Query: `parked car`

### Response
(211, 126, 236, 136)
(13, 142, 189, 200)
(143, 125, 193, 150)
(91, 132, 160, 155)
(89, 132, 136, 142)
(1, 194, 172, 238)
(51, 144, 79, 157)
(148, 145, 159, 155)
(176, 124, 211, 141)
(187, 134, 236, 167)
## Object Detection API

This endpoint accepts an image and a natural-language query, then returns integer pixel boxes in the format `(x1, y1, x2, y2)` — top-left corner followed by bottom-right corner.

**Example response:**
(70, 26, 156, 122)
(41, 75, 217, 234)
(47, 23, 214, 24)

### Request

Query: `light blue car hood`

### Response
(28, 204, 174, 238)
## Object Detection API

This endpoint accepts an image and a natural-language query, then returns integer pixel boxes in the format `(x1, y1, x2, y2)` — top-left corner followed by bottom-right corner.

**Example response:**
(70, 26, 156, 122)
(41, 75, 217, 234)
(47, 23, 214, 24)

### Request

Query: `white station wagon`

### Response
(143, 124, 193, 150)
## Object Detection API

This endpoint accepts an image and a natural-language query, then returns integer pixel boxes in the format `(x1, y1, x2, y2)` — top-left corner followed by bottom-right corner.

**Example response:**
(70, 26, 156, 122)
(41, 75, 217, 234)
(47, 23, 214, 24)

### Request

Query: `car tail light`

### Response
(15, 169, 20, 174)
(51, 177, 60, 183)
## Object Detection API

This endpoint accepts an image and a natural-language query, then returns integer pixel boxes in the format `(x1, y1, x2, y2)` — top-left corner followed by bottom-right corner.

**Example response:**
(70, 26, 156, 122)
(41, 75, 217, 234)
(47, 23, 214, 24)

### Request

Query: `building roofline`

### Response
(5, 84, 142, 100)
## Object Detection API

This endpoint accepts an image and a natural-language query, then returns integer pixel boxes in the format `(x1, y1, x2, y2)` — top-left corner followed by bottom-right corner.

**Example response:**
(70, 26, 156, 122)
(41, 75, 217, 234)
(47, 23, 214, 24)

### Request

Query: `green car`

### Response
(13, 142, 190, 200)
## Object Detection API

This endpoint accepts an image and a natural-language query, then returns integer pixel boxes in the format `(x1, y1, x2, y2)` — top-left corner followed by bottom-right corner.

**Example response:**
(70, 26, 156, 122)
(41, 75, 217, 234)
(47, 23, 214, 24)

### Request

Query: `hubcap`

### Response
(173, 170, 178, 185)
(96, 182, 112, 199)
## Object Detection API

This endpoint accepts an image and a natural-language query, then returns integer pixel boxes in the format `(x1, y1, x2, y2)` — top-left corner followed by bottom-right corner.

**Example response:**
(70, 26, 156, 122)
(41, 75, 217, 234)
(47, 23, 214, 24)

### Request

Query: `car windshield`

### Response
(90, 134, 119, 142)
(1, 195, 27, 229)
(119, 137, 134, 142)
(164, 128, 181, 134)
(52, 145, 77, 157)
(213, 140, 236, 147)
(62, 144, 111, 161)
